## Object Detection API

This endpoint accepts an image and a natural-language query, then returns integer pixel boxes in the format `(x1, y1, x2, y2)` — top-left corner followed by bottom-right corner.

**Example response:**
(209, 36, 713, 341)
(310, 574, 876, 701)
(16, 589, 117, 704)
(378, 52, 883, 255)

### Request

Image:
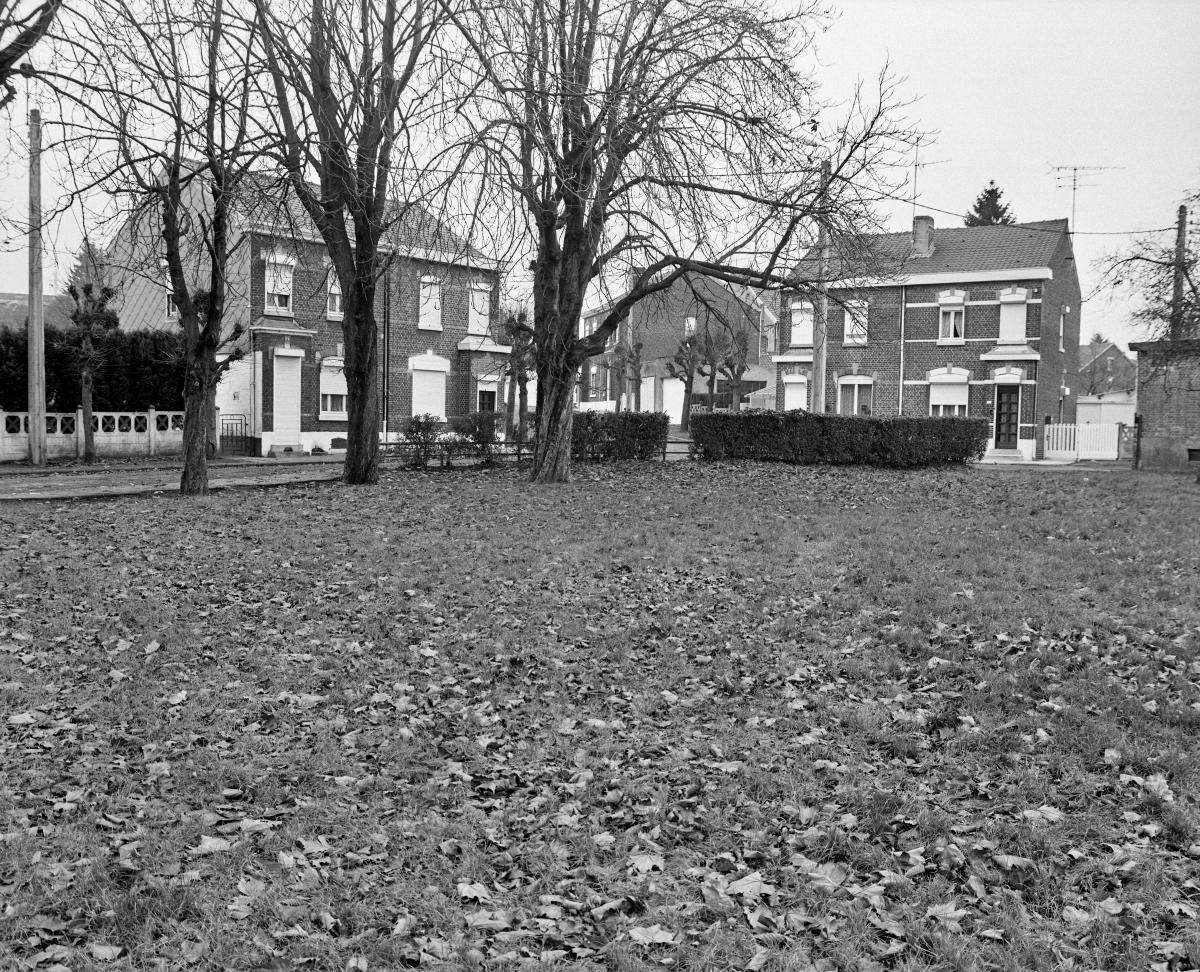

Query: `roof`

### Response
(0, 293, 74, 332)
(1079, 340, 1132, 372)
(237, 172, 493, 267)
(802, 219, 1072, 283)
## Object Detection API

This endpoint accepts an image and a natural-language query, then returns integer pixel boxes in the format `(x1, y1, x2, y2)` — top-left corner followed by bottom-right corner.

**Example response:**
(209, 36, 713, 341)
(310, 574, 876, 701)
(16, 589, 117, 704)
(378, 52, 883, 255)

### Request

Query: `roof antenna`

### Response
(1049, 164, 1123, 233)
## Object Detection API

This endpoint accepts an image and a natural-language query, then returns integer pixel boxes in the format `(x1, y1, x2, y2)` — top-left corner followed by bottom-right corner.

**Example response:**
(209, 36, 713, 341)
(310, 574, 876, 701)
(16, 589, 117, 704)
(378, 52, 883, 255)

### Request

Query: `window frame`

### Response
(418, 275, 443, 331)
(264, 258, 295, 317)
(326, 273, 343, 321)
(318, 357, 348, 421)
(789, 300, 814, 347)
(468, 281, 491, 336)
(837, 377, 874, 416)
(843, 300, 868, 346)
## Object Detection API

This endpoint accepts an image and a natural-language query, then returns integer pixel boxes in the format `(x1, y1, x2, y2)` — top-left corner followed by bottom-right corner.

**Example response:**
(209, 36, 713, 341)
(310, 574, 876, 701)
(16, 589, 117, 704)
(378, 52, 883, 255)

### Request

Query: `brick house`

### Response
(1080, 338, 1136, 396)
(579, 272, 777, 424)
(1128, 339, 1200, 471)
(107, 180, 504, 456)
(773, 215, 1081, 460)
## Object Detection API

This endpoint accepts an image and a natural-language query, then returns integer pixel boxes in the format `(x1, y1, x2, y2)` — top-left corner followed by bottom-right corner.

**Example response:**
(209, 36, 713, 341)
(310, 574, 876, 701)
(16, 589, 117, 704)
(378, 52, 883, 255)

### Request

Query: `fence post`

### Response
(148, 406, 158, 455)
(214, 406, 221, 457)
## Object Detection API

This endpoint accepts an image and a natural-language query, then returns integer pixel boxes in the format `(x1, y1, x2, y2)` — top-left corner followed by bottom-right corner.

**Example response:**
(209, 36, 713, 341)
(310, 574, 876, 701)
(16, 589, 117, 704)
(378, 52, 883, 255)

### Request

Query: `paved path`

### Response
(0, 460, 344, 502)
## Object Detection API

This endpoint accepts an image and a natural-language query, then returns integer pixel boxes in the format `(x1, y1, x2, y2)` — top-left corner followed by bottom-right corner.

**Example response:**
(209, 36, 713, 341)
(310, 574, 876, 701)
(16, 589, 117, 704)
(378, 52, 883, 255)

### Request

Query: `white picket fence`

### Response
(1044, 422, 1121, 461)
(0, 409, 187, 461)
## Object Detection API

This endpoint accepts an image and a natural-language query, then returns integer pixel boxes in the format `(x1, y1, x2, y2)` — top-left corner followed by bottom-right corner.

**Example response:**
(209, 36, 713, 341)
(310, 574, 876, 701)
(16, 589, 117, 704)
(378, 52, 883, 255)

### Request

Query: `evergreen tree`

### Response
(964, 180, 1016, 226)
(65, 237, 108, 293)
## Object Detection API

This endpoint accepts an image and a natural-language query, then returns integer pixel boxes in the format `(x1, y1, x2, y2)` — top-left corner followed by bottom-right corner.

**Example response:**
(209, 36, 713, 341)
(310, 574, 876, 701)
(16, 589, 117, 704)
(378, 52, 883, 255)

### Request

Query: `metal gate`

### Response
(220, 414, 253, 456)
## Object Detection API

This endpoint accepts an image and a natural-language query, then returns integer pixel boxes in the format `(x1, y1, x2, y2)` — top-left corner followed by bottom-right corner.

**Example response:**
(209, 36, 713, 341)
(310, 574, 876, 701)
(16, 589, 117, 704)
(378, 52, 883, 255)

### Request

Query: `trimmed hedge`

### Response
(0, 327, 185, 412)
(571, 410, 670, 461)
(690, 410, 989, 467)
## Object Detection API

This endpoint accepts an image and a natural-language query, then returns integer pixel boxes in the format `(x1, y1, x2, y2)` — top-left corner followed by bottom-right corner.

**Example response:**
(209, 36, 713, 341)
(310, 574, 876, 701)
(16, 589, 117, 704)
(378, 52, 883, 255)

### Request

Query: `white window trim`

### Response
(318, 356, 348, 421)
(843, 300, 868, 346)
(998, 286, 1029, 345)
(418, 276, 443, 332)
(327, 275, 344, 322)
(937, 290, 966, 346)
(468, 281, 491, 336)
(836, 375, 874, 416)
(1058, 310, 1066, 353)
(264, 257, 295, 318)
(790, 300, 814, 347)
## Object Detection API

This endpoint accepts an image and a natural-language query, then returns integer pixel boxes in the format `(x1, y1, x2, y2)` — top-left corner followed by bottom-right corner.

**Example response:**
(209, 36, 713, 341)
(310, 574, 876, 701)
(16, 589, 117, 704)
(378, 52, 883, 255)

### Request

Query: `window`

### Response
(468, 282, 491, 335)
(418, 276, 442, 330)
(409, 352, 450, 419)
(1059, 311, 1066, 353)
(938, 291, 965, 344)
(683, 316, 697, 338)
(998, 287, 1028, 344)
(165, 290, 177, 320)
(319, 358, 348, 420)
(837, 378, 873, 416)
(760, 322, 777, 355)
(265, 260, 294, 315)
(931, 403, 967, 417)
(327, 275, 343, 320)
(844, 300, 868, 345)
(588, 364, 607, 399)
(789, 301, 814, 346)
(930, 384, 968, 417)
(478, 389, 497, 412)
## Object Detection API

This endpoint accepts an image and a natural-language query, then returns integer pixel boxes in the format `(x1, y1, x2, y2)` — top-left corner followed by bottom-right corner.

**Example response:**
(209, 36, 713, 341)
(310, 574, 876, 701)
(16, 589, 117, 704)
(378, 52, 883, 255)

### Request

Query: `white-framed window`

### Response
(998, 287, 1028, 344)
(418, 276, 442, 331)
(790, 300, 814, 346)
(931, 403, 967, 417)
(409, 352, 450, 420)
(837, 377, 873, 416)
(319, 357, 348, 420)
(930, 384, 969, 417)
(265, 259, 294, 315)
(588, 364, 607, 399)
(683, 316, 697, 338)
(844, 300, 868, 345)
(165, 289, 177, 320)
(468, 281, 491, 335)
(938, 291, 965, 344)
(327, 274, 343, 320)
(1059, 310, 1066, 353)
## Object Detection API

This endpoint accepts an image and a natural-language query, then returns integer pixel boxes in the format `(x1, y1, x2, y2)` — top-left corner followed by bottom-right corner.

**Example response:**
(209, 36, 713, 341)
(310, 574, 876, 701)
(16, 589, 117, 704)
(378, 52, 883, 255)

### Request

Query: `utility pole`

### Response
(811, 157, 830, 414)
(1169, 204, 1188, 341)
(27, 106, 46, 466)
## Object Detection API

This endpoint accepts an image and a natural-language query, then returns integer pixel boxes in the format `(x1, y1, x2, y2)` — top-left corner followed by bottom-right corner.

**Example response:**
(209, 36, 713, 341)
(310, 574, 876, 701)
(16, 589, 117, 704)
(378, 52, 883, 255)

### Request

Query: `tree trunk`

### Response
(503, 363, 517, 440)
(517, 375, 529, 451)
(706, 367, 717, 411)
(180, 356, 216, 496)
(632, 367, 641, 412)
(680, 378, 694, 432)
(80, 348, 96, 464)
(531, 364, 577, 483)
(341, 287, 380, 485)
(730, 379, 743, 412)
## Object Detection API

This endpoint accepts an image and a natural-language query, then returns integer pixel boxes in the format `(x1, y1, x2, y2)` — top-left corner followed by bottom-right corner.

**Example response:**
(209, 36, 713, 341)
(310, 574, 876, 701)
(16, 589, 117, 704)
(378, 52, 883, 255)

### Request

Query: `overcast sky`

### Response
(1, 0, 1197, 351)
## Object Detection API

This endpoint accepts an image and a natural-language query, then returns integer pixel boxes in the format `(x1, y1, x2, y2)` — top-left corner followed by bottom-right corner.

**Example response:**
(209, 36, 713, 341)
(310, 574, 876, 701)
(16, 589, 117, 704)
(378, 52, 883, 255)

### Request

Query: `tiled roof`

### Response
(236, 173, 491, 265)
(0, 293, 74, 332)
(802, 219, 1071, 282)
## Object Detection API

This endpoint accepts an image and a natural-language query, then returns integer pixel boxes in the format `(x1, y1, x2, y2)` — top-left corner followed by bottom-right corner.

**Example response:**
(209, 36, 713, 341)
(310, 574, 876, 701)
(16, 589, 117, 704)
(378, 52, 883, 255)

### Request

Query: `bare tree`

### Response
(65, 282, 119, 463)
(252, 0, 444, 485)
(664, 335, 701, 432)
(1100, 192, 1198, 342)
(43, 0, 257, 493)
(444, 0, 910, 482)
(0, 0, 59, 109)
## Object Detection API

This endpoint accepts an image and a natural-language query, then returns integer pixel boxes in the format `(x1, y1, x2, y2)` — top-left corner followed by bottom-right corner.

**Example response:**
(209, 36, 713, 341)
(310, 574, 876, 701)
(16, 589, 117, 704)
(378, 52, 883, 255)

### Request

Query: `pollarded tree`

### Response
(665, 335, 702, 432)
(445, 0, 911, 482)
(964, 180, 1016, 226)
(65, 282, 119, 463)
(252, 0, 446, 485)
(46, 0, 255, 494)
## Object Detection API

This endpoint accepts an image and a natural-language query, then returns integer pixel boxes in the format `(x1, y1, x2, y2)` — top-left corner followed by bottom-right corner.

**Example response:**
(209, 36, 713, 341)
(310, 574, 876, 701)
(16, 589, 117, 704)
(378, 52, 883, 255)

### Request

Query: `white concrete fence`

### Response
(0, 409, 187, 462)
(1044, 422, 1122, 461)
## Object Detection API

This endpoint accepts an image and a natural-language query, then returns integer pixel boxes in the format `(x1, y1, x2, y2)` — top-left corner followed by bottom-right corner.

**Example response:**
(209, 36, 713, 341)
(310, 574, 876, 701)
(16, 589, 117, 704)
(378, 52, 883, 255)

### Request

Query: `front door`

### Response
(994, 385, 1019, 449)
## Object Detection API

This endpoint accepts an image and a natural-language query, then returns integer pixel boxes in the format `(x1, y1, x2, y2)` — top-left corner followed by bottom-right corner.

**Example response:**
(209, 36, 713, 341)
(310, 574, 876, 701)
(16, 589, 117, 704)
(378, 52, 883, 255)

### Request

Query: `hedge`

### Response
(571, 410, 670, 461)
(0, 327, 185, 412)
(690, 410, 989, 467)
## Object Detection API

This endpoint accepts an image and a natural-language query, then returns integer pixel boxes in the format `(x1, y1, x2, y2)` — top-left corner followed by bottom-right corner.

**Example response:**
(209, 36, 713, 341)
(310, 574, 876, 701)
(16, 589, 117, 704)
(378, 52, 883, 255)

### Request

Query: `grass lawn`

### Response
(1, 462, 1198, 972)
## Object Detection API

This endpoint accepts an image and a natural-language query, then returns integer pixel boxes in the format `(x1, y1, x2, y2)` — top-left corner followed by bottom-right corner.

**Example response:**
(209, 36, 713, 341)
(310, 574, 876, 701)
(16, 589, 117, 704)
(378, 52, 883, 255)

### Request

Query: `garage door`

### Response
(273, 354, 302, 437)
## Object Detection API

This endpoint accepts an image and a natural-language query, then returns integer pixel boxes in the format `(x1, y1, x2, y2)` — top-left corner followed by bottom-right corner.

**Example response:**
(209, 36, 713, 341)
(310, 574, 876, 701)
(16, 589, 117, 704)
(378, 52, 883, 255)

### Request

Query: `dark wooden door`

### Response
(994, 386, 1019, 449)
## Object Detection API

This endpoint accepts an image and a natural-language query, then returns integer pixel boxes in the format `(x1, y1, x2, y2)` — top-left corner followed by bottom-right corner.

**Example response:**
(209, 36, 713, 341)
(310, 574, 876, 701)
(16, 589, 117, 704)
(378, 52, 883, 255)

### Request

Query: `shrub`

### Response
(449, 411, 503, 464)
(690, 410, 989, 467)
(403, 413, 442, 469)
(571, 410, 669, 461)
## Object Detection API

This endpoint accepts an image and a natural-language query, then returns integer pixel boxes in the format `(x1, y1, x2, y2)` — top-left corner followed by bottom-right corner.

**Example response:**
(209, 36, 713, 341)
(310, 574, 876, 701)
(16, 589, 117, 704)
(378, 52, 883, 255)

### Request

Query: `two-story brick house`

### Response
(773, 215, 1081, 460)
(579, 272, 777, 423)
(107, 180, 504, 456)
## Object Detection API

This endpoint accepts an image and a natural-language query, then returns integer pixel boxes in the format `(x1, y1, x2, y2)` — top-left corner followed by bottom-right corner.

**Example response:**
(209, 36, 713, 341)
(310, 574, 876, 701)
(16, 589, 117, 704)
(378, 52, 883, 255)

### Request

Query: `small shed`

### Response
(1129, 339, 1200, 471)
(1077, 389, 1136, 426)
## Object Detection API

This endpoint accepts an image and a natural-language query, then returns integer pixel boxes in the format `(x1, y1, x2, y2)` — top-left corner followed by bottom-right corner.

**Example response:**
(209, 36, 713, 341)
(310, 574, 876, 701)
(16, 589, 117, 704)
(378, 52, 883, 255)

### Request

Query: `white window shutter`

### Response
(411, 369, 446, 419)
(419, 278, 442, 330)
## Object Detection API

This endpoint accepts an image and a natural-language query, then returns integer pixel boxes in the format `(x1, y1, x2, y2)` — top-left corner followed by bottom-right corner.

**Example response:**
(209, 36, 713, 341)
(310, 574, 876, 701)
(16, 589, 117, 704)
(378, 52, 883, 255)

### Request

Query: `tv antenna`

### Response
(911, 137, 950, 220)
(1049, 164, 1123, 231)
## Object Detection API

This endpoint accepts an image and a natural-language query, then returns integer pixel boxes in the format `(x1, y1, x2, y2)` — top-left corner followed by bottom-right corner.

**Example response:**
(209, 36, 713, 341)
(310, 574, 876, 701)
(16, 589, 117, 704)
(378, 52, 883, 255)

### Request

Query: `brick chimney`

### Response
(912, 215, 935, 258)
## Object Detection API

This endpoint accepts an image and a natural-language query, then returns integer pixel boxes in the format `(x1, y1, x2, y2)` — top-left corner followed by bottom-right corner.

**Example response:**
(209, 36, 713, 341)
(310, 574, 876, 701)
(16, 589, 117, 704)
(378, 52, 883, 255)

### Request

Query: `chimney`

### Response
(912, 215, 935, 258)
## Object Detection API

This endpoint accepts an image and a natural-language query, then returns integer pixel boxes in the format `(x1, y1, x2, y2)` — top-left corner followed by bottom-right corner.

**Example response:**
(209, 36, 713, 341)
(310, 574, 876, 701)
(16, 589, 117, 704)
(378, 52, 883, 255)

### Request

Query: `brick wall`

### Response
(1131, 340, 1200, 471)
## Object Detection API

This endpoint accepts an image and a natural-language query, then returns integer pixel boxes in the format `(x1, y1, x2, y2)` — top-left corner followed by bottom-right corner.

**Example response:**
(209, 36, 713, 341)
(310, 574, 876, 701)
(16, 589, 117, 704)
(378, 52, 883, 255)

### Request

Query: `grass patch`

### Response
(1, 462, 1198, 970)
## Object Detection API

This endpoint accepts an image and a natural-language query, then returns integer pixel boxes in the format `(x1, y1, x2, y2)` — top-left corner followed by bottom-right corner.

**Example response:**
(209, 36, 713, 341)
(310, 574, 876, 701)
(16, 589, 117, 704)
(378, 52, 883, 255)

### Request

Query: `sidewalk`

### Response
(0, 456, 345, 502)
